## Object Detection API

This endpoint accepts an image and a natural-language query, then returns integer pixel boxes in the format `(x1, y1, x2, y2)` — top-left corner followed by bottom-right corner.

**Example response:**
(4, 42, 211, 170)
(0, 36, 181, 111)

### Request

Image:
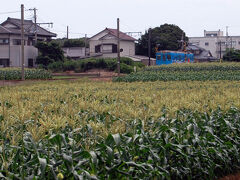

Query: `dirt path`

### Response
(219, 173, 240, 180)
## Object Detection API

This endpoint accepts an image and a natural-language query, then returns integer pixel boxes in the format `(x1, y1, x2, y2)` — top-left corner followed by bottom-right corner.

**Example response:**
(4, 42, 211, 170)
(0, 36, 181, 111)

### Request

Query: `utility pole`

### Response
(85, 34, 87, 57)
(67, 26, 69, 39)
(117, 18, 120, 76)
(181, 33, 184, 51)
(21, 4, 25, 81)
(29, 8, 38, 45)
(219, 40, 222, 59)
(148, 28, 151, 66)
(34, 8, 37, 45)
(226, 26, 229, 50)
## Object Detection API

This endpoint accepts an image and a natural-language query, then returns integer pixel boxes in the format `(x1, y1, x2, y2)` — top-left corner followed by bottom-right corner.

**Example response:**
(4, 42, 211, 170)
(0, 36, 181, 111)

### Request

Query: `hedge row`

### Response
(47, 57, 145, 74)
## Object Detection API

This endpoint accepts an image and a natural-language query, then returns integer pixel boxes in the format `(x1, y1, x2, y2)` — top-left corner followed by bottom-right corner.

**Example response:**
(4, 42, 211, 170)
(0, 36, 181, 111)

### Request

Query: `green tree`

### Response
(223, 49, 240, 62)
(63, 39, 87, 47)
(35, 41, 64, 68)
(136, 24, 188, 57)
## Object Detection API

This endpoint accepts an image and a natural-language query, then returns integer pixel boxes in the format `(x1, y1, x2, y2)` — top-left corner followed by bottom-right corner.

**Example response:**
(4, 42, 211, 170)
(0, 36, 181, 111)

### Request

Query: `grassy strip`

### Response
(1, 107, 240, 179)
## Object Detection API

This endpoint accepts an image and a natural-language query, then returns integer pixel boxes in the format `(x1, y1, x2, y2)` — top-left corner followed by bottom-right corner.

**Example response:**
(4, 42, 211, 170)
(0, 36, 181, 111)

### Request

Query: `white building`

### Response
(89, 28, 136, 58)
(0, 17, 56, 67)
(62, 47, 89, 59)
(189, 30, 240, 59)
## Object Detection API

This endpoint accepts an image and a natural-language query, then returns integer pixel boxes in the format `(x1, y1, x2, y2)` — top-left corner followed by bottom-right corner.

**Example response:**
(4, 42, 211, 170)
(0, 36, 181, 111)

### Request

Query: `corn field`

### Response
(0, 68, 52, 80)
(113, 62, 240, 82)
(1, 79, 240, 179)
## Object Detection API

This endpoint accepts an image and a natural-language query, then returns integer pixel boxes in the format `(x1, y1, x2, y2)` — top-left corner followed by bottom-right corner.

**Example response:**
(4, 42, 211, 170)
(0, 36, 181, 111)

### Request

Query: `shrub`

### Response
(120, 63, 134, 74)
(134, 61, 145, 68)
(36, 56, 54, 68)
(63, 60, 77, 71)
(47, 57, 144, 74)
(120, 57, 134, 66)
(47, 61, 64, 72)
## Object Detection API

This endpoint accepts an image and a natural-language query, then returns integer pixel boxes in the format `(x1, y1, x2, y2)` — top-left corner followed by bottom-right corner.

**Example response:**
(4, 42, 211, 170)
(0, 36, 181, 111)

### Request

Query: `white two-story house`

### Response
(0, 17, 56, 67)
(89, 28, 136, 58)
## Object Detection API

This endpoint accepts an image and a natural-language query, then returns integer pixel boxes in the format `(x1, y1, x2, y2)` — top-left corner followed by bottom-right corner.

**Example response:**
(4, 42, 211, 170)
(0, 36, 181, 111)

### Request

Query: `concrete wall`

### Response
(62, 47, 89, 58)
(0, 45, 38, 67)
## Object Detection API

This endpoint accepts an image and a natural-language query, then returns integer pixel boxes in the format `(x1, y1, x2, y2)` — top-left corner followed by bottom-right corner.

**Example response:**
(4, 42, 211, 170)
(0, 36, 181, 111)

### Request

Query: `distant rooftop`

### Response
(0, 17, 56, 37)
(204, 30, 223, 37)
(90, 28, 137, 41)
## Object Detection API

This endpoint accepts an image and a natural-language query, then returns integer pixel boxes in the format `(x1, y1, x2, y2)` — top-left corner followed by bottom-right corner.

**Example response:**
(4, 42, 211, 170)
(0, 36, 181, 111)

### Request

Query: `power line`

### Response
(0, 9, 31, 15)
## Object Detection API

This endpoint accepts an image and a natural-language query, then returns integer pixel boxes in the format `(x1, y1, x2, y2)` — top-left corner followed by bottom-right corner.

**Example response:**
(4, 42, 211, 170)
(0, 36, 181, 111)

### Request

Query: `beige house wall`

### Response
(89, 39, 135, 58)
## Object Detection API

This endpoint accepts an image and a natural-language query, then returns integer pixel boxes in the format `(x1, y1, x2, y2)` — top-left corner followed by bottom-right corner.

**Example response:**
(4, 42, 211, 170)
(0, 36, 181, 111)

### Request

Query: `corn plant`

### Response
(0, 68, 52, 80)
(1, 107, 240, 179)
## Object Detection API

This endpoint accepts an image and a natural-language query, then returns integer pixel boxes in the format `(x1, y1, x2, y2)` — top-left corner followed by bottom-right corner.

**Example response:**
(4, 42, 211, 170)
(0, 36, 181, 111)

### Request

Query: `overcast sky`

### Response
(1, 0, 239, 39)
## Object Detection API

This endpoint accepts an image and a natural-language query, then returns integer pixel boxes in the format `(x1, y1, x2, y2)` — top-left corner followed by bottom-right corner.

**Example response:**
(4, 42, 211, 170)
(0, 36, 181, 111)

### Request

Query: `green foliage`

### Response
(36, 56, 54, 68)
(47, 57, 145, 74)
(35, 41, 64, 68)
(1, 107, 240, 179)
(47, 61, 64, 73)
(136, 24, 188, 57)
(120, 63, 134, 74)
(113, 62, 240, 82)
(51, 38, 89, 48)
(0, 68, 52, 80)
(223, 49, 240, 62)
(63, 39, 86, 47)
(63, 60, 78, 71)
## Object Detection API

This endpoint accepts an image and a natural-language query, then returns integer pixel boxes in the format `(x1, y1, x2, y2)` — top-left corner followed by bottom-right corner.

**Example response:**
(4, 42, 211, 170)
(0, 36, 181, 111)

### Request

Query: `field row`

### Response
(113, 71, 240, 82)
(114, 62, 240, 82)
(0, 68, 52, 80)
(144, 62, 240, 72)
(1, 80, 240, 142)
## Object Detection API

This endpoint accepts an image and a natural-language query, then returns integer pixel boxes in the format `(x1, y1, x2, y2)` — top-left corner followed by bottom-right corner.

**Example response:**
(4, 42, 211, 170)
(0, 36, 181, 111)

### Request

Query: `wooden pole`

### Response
(21, 4, 25, 81)
(85, 34, 87, 57)
(67, 26, 69, 39)
(34, 8, 37, 45)
(148, 28, 151, 66)
(117, 18, 120, 76)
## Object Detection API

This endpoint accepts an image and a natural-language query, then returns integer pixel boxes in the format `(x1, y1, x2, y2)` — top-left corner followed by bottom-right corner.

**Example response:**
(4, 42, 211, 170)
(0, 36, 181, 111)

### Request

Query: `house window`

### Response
(157, 55, 161, 60)
(95, 45, 101, 53)
(0, 38, 9, 45)
(28, 59, 34, 67)
(0, 59, 10, 67)
(112, 44, 117, 53)
(205, 42, 209, 46)
(12, 39, 22, 45)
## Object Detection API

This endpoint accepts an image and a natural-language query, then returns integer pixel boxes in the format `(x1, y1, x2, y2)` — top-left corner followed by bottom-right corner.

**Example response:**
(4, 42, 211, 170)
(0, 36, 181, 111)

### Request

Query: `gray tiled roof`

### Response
(90, 28, 137, 41)
(106, 28, 137, 41)
(0, 17, 56, 37)
(187, 43, 218, 61)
